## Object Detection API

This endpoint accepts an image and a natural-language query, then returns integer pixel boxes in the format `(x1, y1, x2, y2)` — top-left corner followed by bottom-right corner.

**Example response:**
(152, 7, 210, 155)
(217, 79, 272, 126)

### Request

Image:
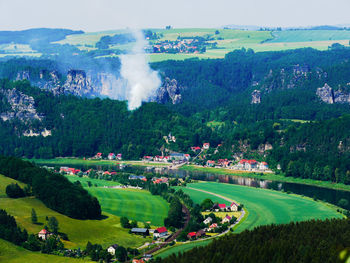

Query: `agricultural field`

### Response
(178, 182, 343, 232)
(86, 188, 169, 226)
(65, 174, 120, 187)
(0, 239, 92, 263)
(269, 30, 350, 43)
(0, 175, 150, 249)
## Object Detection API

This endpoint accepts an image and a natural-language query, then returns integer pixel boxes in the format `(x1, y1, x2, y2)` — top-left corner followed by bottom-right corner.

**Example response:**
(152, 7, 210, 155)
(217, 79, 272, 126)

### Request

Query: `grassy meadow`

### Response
(0, 175, 150, 249)
(65, 174, 120, 187)
(179, 182, 343, 232)
(0, 239, 92, 263)
(86, 188, 169, 226)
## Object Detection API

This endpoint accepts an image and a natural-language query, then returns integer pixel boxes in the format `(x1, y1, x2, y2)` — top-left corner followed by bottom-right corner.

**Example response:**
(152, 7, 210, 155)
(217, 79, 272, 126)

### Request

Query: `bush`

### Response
(6, 183, 25, 198)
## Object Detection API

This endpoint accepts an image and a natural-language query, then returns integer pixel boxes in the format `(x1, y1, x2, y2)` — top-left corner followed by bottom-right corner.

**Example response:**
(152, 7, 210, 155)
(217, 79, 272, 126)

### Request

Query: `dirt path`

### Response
(187, 187, 236, 203)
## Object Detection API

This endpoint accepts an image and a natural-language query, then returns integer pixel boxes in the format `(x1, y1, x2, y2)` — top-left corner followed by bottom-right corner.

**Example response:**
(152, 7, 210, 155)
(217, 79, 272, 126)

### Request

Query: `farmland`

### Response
(86, 187, 169, 226)
(0, 175, 150, 249)
(65, 174, 120, 187)
(177, 182, 343, 232)
(0, 239, 92, 263)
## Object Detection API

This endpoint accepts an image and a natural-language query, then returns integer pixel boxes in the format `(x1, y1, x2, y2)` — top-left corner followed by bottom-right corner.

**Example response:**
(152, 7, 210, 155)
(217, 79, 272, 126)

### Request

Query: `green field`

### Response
(0, 175, 149, 249)
(65, 175, 120, 187)
(179, 182, 343, 232)
(269, 30, 350, 43)
(0, 239, 92, 263)
(86, 188, 169, 226)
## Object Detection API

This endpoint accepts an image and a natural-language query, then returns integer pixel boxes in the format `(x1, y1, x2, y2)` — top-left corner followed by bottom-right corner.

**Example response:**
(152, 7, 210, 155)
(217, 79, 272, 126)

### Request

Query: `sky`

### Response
(0, 0, 349, 32)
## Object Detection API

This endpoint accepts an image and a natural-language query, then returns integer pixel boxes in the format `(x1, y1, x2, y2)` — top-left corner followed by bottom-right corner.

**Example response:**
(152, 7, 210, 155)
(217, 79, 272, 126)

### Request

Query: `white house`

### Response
(38, 229, 51, 240)
(222, 215, 232, 224)
(108, 153, 116, 160)
(203, 143, 210, 150)
(203, 217, 213, 225)
(153, 227, 168, 238)
(107, 244, 119, 255)
(230, 202, 239, 212)
(259, 162, 269, 170)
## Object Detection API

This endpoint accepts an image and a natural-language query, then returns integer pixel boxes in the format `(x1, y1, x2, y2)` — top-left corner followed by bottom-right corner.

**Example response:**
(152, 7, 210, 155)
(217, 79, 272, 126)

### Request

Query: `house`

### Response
(211, 203, 227, 211)
(206, 160, 215, 167)
(245, 160, 258, 170)
(203, 143, 210, 150)
(38, 229, 51, 240)
(108, 153, 116, 160)
(184, 154, 191, 161)
(143, 156, 153, 161)
(187, 232, 196, 239)
(170, 153, 187, 161)
(191, 146, 201, 152)
(116, 153, 122, 160)
(133, 259, 145, 263)
(222, 215, 232, 224)
(237, 159, 248, 169)
(209, 223, 218, 230)
(259, 162, 269, 170)
(94, 152, 102, 159)
(218, 204, 227, 211)
(196, 229, 206, 238)
(153, 227, 168, 238)
(230, 201, 239, 212)
(107, 244, 119, 255)
(203, 216, 212, 225)
(131, 228, 149, 236)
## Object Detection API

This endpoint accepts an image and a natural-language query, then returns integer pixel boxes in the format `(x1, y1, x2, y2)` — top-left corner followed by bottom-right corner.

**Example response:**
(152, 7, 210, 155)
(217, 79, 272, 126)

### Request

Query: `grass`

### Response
(269, 30, 350, 43)
(65, 175, 120, 187)
(0, 175, 150, 249)
(86, 188, 169, 226)
(202, 211, 241, 219)
(0, 239, 92, 263)
(179, 182, 343, 233)
(180, 165, 350, 192)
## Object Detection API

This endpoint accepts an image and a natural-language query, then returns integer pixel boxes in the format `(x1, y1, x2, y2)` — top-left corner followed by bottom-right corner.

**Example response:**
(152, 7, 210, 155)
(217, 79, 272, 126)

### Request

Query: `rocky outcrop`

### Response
(63, 70, 95, 97)
(16, 71, 30, 81)
(0, 88, 43, 122)
(155, 77, 183, 104)
(316, 83, 350, 104)
(251, 90, 261, 104)
(316, 83, 334, 104)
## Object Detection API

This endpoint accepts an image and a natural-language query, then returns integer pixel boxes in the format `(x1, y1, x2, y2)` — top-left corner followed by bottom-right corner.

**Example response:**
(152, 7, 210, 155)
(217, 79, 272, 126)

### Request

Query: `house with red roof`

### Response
(38, 229, 52, 240)
(108, 153, 116, 160)
(259, 162, 269, 170)
(245, 159, 258, 170)
(191, 146, 201, 152)
(206, 160, 215, 167)
(153, 227, 168, 238)
(203, 143, 210, 150)
(143, 156, 153, 161)
(116, 153, 122, 160)
(209, 223, 218, 230)
(196, 229, 206, 238)
(187, 232, 196, 239)
(94, 152, 102, 159)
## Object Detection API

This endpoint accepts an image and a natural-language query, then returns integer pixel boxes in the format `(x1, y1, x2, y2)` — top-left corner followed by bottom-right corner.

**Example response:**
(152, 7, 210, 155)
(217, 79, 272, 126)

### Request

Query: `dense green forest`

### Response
(160, 218, 350, 263)
(0, 156, 101, 219)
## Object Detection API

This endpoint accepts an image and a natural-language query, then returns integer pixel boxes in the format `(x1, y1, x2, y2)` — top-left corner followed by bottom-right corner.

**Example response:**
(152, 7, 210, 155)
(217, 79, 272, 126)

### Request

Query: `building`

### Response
(108, 153, 116, 160)
(245, 160, 258, 170)
(116, 153, 122, 160)
(191, 146, 201, 152)
(170, 152, 187, 161)
(203, 216, 212, 225)
(131, 228, 149, 236)
(230, 201, 239, 212)
(203, 143, 210, 150)
(187, 232, 196, 239)
(259, 162, 269, 170)
(222, 215, 232, 224)
(153, 227, 168, 238)
(38, 229, 51, 240)
(206, 160, 215, 167)
(196, 229, 206, 238)
(209, 223, 218, 230)
(107, 244, 119, 255)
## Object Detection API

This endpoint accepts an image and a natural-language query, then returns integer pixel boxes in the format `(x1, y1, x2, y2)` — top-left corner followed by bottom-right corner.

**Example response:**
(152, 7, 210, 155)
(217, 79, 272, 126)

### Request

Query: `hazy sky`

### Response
(0, 0, 349, 32)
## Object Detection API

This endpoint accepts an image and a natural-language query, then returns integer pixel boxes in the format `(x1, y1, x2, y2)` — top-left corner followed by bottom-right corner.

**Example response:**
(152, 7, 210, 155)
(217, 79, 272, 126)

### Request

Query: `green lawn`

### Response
(0, 175, 149, 249)
(179, 182, 343, 232)
(65, 175, 120, 187)
(0, 239, 92, 263)
(86, 188, 169, 226)
(269, 30, 350, 43)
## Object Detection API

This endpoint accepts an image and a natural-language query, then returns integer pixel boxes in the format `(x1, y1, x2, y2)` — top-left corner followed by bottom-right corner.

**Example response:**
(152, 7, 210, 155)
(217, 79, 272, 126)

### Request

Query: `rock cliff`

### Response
(155, 77, 183, 104)
(316, 83, 350, 104)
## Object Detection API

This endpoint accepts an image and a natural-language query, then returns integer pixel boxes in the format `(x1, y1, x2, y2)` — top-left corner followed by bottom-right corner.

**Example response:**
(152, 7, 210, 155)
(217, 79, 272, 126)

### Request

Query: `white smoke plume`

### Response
(119, 29, 161, 110)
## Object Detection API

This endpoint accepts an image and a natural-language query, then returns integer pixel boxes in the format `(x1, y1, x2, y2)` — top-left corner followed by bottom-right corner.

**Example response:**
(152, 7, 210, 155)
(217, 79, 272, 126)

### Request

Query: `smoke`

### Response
(119, 29, 161, 110)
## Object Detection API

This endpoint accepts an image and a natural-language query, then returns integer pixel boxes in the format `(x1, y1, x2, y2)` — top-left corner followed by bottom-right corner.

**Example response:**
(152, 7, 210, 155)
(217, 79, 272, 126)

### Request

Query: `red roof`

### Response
(96, 153, 102, 156)
(209, 223, 218, 228)
(207, 160, 215, 164)
(247, 159, 257, 164)
(203, 143, 210, 146)
(231, 202, 239, 207)
(239, 159, 248, 164)
(108, 153, 115, 156)
(261, 162, 268, 165)
(218, 204, 226, 209)
(191, 146, 201, 150)
(187, 232, 196, 237)
(39, 229, 48, 234)
(156, 227, 167, 234)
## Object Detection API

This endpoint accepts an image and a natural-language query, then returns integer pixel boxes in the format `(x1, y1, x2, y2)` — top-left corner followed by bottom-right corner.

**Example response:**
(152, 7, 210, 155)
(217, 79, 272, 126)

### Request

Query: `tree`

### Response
(31, 208, 38, 224)
(87, 181, 92, 187)
(130, 220, 138, 228)
(200, 198, 214, 211)
(338, 198, 349, 208)
(48, 216, 59, 234)
(120, 216, 131, 228)
(6, 183, 25, 198)
(115, 246, 128, 262)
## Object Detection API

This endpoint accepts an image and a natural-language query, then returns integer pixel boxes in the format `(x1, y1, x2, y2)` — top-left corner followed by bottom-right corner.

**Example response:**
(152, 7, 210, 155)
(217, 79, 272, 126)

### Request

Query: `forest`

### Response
(159, 218, 350, 263)
(0, 156, 101, 219)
